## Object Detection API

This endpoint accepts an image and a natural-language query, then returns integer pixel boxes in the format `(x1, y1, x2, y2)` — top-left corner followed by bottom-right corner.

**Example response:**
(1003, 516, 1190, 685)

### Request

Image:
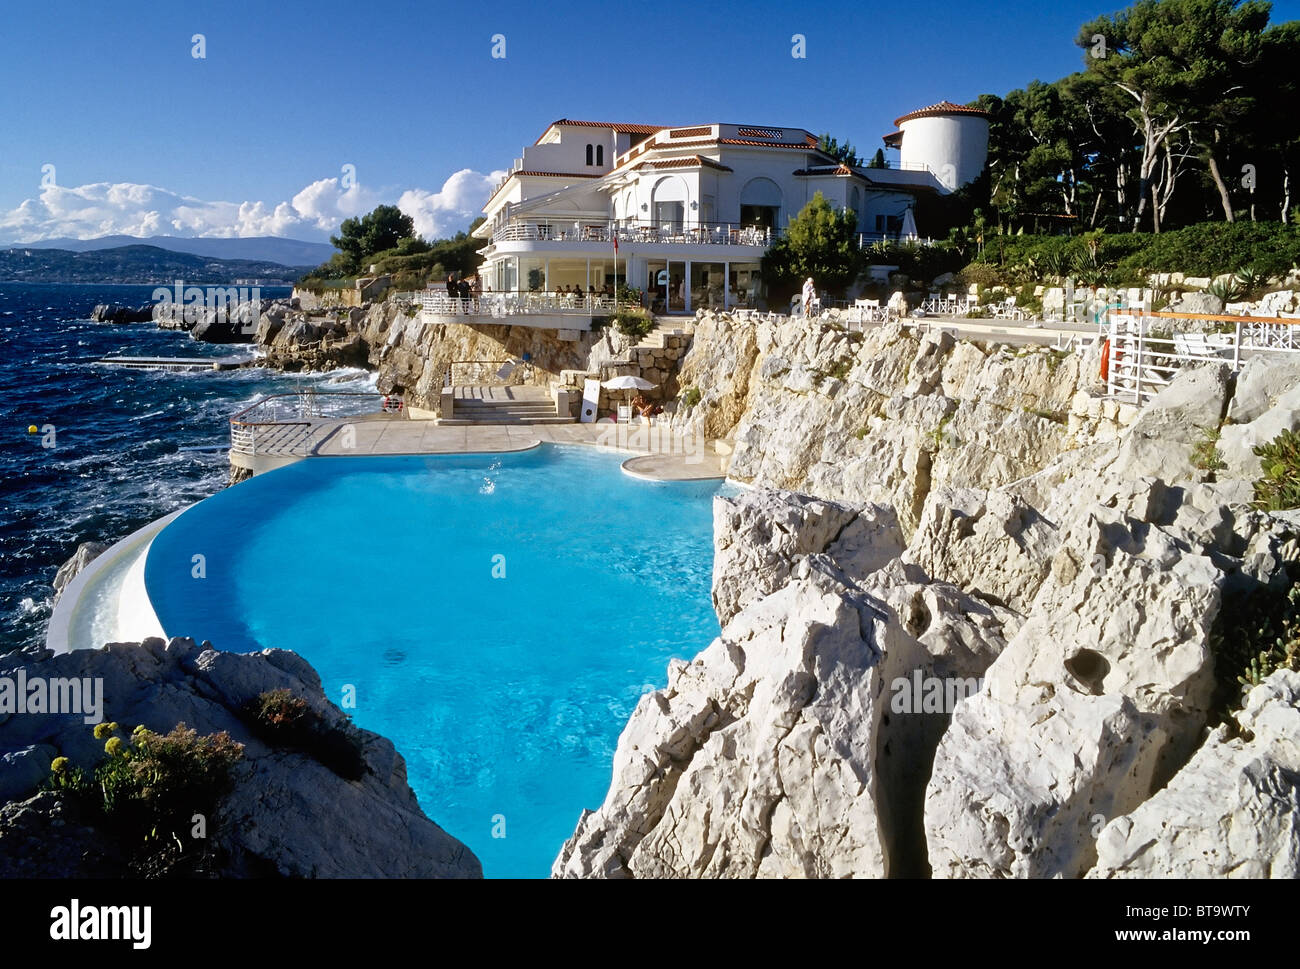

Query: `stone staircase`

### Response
(439, 385, 571, 425)
(630, 318, 695, 352)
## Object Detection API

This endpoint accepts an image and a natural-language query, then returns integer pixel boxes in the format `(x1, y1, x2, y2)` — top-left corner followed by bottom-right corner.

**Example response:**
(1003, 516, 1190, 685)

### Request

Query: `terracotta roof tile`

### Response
(893, 101, 991, 127)
(636, 155, 734, 172)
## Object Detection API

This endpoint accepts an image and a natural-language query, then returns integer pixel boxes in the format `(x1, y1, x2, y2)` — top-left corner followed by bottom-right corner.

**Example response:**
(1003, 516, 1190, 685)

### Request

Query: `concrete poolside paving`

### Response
(305, 417, 729, 480)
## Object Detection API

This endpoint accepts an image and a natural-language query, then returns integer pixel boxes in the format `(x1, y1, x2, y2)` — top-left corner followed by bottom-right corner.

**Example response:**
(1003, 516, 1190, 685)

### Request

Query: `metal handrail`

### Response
(229, 392, 391, 456)
(491, 219, 775, 247)
(1104, 312, 1300, 405)
(413, 291, 638, 317)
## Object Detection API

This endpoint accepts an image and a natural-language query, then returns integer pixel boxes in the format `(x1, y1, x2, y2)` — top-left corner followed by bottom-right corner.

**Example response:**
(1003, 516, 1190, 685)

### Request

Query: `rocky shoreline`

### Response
(553, 314, 1300, 878)
(0, 637, 481, 878)
(38, 291, 1300, 878)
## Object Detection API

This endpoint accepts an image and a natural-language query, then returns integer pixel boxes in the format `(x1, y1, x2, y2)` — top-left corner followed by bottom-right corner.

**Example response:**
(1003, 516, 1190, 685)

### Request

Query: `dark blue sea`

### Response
(0, 282, 375, 653)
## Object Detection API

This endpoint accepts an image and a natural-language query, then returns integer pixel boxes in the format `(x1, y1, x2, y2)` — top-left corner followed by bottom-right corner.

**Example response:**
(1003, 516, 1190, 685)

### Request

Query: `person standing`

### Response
(802, 277, 817, 317)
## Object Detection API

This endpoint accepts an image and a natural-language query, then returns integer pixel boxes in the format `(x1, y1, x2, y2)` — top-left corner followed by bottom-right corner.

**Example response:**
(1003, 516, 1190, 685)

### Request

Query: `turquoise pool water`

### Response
(144, 446, 725, 877)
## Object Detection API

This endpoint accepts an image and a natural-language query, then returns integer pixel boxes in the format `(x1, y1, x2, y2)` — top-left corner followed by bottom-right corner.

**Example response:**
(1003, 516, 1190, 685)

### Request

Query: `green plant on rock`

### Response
(1211, 580, 1300, 722)
(1207, 276, 1245, 303)
(610, 307, 654, 339)
(44, 721, 244, 876)
(1252, 428, 1300, 511)
(681, 386, 702, 408)
(1233, 265, 1269, 298)
(826, 358, 852, 381)
(241, 688, 366, 781)
(1192, 425, 1227, 473)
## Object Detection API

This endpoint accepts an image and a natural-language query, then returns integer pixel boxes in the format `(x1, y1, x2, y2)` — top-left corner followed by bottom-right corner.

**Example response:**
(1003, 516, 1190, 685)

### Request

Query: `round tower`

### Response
(891, 101, 990, 194)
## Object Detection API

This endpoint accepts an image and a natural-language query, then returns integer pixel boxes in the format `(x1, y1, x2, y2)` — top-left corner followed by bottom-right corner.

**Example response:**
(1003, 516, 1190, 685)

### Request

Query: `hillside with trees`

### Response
(298, 204, 488, 292)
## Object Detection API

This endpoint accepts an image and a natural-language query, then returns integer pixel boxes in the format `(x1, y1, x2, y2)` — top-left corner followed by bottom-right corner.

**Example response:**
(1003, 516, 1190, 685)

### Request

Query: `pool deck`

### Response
(280, 418, 732, 481)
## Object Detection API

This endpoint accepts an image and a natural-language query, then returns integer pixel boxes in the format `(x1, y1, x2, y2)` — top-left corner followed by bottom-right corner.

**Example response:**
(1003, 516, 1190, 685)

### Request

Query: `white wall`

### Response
(899, 115, 989, 193)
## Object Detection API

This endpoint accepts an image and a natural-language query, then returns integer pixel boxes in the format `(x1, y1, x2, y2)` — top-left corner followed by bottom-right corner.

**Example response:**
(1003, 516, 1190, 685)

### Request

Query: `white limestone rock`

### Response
(1089, 670, 1300, 879)
(52, 541, 108, 603)
(1112, 363, 1231, 482)
(924, 507, 1223, 878)
(1227, 354, 1300, 424)
(712, 489, 903, 626)
(904, 488, 1056, 617)
(1220, 381, 1300, 481)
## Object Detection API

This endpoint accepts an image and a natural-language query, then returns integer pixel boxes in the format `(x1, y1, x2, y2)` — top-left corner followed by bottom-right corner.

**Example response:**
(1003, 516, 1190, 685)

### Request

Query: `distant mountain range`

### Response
(0, 244, 314, 285)
(4, 234, 336, 266)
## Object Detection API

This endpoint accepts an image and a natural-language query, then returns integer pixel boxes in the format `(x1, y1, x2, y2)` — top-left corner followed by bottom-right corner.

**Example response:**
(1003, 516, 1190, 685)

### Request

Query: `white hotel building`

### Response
(471, 102, 990, 316)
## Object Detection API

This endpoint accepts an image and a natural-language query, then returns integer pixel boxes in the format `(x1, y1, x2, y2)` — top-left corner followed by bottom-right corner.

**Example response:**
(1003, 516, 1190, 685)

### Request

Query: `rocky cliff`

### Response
(556, 315, 1300, 879)
(670, 313, 1133, 534)
(0, 637, 481, 878)
(252, 298, 641, 411)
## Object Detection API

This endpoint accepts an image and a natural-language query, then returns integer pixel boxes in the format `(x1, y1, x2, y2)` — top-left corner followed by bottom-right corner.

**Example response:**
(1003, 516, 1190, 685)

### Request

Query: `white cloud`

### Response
(398, 168, 506, 239)
(0, 170, 501, 243)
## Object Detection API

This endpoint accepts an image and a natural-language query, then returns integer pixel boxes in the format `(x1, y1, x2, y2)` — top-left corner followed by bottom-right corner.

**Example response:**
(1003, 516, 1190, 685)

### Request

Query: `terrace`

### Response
(490, 219, 774, 248)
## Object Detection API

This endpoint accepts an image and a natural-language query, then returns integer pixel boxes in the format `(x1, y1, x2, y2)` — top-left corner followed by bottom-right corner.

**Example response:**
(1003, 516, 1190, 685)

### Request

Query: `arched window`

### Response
(596, 145, 604, 166)
(651, 175, 689, 229)
(739, 177, 783, 230)
(586, 144, 593, 166)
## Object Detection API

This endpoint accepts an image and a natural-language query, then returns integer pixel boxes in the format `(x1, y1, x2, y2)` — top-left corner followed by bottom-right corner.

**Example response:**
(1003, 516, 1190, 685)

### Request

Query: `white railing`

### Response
(229, 392, 390, 456)
(1104, 312, 1300, 406)
(491, 220, 773, 247)
(413, 291, 634, 318)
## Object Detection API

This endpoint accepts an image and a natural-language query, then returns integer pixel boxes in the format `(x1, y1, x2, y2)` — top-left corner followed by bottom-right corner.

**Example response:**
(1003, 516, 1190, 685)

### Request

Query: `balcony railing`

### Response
(412, 291, 639, 318)
(229, 392, 392, 456)
(490, 219, 775, 247)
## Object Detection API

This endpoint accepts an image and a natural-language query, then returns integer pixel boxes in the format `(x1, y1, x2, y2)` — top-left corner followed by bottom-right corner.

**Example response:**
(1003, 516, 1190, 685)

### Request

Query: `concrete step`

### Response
(439, 416, 573, 425)
(451, 401, 557, 413)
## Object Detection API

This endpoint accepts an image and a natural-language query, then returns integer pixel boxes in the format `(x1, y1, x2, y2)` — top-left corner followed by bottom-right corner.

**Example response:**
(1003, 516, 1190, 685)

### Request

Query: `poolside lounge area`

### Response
(232, 414, 729, 482)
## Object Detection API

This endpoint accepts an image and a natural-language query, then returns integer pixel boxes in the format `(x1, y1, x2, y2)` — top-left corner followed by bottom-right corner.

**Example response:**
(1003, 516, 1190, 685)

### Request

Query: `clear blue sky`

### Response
(2, 0, 1298, 241)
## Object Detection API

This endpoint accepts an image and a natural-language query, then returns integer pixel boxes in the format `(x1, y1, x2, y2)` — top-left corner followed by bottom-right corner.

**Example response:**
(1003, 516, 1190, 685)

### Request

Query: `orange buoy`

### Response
(1100, 338, 1111, 381)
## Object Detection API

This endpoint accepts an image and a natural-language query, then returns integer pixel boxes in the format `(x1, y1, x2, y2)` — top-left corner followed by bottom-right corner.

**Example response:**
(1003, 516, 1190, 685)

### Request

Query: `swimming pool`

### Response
(143, 445, 725, 877)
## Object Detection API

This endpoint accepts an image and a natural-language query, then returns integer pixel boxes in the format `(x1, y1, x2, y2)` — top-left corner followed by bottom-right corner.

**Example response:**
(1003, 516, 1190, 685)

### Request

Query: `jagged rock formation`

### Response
(90, 304, 153, 324)
(51, 541, 107, 604)
(0, 637, 481, 878)
(253, 298, 640, 410)
(559, 330, 1300, 879)
(1089, 669, 1300, 879)
(671, 315, 1133, 535)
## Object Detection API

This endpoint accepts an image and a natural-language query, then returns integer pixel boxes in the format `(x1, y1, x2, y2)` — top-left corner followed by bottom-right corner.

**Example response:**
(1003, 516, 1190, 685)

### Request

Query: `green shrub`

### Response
(46, 722, 244, 876)
(1207, 277, 1244, 303)
(611, 308, 654, 339)
(1192, 425, 1227, 473)
(242, 688, 366, 781)
(682, 386, 702, 408)
(957, 262, 1001, 289)
(1252, 428, 1300, 511)
(1211, 580, 1300, 722)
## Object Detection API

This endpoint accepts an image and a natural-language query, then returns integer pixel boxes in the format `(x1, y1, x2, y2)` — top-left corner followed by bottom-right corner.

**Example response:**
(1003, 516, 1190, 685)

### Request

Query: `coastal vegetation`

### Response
(609, 306, 655, 339)
(298, 205, 488, 291)
(762, 192, 864, 301)
(241, 688, 366, 781)
(45, 722, 244, 877)
(1252, 427, 1300, 510)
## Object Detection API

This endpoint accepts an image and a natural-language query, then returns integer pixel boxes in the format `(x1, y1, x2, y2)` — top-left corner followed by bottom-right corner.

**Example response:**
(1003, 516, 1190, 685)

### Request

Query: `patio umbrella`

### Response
(900, 206, 918, 241)
(601, 375, 656, 391)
